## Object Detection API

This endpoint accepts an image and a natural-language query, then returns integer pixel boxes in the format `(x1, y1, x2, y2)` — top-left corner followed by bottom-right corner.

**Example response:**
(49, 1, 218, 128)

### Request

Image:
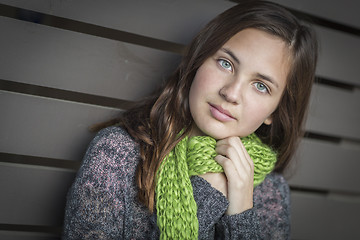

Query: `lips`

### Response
(209, 103, 236, 122)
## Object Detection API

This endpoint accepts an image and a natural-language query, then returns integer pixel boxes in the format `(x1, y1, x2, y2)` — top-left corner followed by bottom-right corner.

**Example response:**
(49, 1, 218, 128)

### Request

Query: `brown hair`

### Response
(117, 0, 318, 211)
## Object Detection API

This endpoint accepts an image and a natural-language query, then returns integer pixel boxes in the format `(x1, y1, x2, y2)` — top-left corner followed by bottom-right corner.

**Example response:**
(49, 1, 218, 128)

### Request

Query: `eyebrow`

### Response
(256, 73, 279, 88)
(220, 48, 240, 64)
(220, 48, 279, 89)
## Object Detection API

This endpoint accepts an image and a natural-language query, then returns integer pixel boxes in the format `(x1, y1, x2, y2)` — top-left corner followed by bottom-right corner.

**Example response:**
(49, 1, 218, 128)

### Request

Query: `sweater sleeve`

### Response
(62, 127, 154, 239)
(253, 172, 291, 240)
(192, 173, 291, 239)
(191, 176, 229, 239)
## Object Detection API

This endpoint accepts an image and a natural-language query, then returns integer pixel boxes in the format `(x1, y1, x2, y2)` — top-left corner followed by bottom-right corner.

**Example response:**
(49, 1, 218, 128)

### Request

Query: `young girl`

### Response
(63, 1, 317, 239)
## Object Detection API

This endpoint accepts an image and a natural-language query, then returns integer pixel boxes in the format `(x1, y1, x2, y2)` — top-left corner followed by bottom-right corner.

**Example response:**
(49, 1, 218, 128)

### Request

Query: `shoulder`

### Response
(253, 172, 291, 239)
(253, 171, 291, 217)
(254, 172, 290, 202)
(64, 127, 146, 238)
(89, 126, 137, 152)
(79, 126, 140, 184)
(257, 172, 289, 193)
(86, 126, 139, 162)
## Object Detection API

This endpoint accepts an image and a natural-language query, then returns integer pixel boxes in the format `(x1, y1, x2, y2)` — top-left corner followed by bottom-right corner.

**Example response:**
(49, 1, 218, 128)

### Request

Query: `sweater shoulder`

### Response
(78, 126, 140, 185)
(87, 126, 139, 161)
(90, 126, 138, 153)
(254, 172, 290, 205)
(254, 172, 291, 239)
(258, 172, 290, 196)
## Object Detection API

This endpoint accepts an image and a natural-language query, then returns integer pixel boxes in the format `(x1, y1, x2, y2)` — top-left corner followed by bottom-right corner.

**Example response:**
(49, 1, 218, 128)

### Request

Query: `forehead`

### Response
(224, 28, 291, 61)
(222, 28, 292, 89)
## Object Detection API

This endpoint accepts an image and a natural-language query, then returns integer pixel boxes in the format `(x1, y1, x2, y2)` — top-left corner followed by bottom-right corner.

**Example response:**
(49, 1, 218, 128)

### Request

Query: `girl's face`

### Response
(189, 28, 291, 139)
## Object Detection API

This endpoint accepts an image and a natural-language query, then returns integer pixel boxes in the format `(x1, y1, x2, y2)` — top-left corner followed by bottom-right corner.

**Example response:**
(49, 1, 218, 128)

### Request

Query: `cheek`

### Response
(246, 100, 277, 123)
(189, 78, 200, 105)
(189, 69, 212, 101)
(192, 63, 219, 89)
(189, 76, 203, 117)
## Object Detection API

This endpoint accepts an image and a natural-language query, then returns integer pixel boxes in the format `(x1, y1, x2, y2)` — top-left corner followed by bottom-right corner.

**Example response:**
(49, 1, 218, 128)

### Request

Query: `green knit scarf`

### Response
(155, 133, 277, 239)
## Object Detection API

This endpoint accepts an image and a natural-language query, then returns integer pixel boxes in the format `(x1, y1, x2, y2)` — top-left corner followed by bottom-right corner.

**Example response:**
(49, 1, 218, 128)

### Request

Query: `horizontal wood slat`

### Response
(0, 163, 75, 226)
(306, 85, 360, 141)
(291, 191, 360, 240)
(287, 138, 360, 193)
(0, 231, 59, 240)
(0, 3, 184, 54)
(0, 0, 235, 45)
(0, 152, 80, 170)
(314, 25, 360, 87)
(0, 90, 122, 161)
(0, 16, 180, 101)
(271, 0, 360, 29)
(0, 79, 136, 109)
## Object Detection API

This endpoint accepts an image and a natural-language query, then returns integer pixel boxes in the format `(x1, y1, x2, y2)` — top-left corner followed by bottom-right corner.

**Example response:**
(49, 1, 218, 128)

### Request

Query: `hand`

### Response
(202, 136, 254, 215)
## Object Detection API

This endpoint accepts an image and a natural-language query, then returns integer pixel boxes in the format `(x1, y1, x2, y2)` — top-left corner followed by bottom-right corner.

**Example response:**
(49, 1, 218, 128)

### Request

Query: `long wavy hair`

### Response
(113, 0, 318, 211)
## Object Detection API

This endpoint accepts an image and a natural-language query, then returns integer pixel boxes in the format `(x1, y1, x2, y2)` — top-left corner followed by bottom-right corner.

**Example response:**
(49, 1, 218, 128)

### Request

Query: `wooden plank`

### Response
(287, 138, 360, 193)
(0, 16, 180, 101)
(0, 162, 75, 226)
(306, 84, 360, 140)
(0, 0, 235, 45)
(314, 25, 360, 87)
(291, 191, 360, 240)
(0, 231, 59, 240)
(0, 90, 122, 161)
(271, 0, 360, 29)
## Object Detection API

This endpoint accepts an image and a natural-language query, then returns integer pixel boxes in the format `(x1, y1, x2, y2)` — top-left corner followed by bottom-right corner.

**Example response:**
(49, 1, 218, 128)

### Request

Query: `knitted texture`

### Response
(155, 133, 277, 239)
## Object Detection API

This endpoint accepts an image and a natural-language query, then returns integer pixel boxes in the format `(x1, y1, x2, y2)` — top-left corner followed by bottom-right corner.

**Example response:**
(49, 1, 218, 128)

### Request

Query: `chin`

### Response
(204, 127, 253, 140)
(201, 128, 232, 140)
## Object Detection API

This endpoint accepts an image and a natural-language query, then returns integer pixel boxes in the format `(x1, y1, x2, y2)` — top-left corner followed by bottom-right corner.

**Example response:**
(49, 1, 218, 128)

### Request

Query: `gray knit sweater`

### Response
(63, 126, 290, 239)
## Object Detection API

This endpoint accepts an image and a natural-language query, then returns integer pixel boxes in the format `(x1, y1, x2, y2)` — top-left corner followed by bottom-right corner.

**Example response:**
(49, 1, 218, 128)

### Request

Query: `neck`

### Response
(188, 124, 205, 138)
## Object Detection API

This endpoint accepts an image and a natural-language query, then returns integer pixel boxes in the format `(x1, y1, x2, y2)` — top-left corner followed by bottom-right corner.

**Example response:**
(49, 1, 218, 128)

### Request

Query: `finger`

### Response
(238, 138, 254, 166)
(215, 151, 254, 215)
(237, 138, 255, 174)
(216, 139, 253, 175)
(215, 138, 255, 215)
(216, 137, 243, 160)
(217, 137, 247, 164)
(214, 154, 239, 181)
(215, 154, 252, 193)
(215, 143, 248, 175)
(215, 147, 252, 187)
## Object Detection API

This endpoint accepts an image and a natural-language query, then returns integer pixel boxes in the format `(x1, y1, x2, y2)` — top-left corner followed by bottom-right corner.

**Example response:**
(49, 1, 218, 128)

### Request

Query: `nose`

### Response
(219, 81, 242, 104)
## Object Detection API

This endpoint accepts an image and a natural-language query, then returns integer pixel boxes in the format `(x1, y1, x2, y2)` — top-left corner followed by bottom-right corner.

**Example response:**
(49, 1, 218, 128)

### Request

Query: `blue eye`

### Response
(254, 82, 269, 93)
(218, 59, 232, 71)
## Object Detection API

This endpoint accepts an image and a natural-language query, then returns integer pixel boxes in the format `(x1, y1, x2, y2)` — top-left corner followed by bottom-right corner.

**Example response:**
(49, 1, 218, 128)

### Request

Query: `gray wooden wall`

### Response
(0, 0, 359, 239)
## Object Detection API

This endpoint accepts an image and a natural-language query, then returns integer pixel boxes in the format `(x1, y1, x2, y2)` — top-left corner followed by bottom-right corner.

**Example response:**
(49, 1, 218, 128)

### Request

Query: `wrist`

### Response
(199, 172, 228, 197)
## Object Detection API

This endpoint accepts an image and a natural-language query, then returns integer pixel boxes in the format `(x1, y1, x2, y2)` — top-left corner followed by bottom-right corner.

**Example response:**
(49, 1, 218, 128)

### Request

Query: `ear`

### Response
(264, 116, 272, 125)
